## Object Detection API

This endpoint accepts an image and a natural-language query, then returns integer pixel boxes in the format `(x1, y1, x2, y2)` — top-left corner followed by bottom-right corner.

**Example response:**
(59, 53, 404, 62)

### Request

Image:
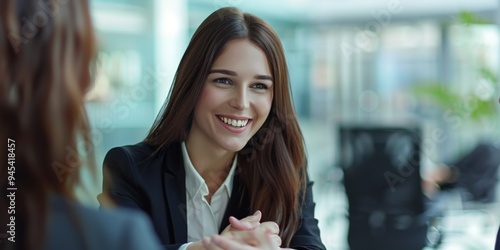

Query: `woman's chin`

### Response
(221, 141, 248, 153)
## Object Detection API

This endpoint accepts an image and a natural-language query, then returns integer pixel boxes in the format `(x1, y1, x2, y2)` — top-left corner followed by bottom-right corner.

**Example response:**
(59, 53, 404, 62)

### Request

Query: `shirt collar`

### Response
(182, 141, 237, 201)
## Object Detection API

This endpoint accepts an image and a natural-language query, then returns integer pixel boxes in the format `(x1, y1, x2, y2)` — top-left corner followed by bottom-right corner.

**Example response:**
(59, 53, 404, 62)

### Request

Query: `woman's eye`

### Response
(252, 83, 268, 90)
(214, 78, 231, 84)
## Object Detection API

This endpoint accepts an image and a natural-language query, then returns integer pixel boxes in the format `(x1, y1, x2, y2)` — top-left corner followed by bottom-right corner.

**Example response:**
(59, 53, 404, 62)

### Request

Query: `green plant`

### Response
(410, 12, 498, 122)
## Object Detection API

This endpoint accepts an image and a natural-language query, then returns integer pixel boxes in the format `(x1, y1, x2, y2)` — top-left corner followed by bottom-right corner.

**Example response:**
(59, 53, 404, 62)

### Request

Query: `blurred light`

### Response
(92, 3, 146, 34)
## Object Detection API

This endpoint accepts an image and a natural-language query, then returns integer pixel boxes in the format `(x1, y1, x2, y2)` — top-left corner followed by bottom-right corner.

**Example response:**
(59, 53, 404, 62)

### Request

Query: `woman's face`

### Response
(189, 39, 273, 153)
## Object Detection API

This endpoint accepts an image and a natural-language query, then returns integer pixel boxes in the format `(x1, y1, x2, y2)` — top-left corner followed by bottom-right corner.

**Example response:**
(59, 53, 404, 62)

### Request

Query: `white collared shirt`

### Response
(179, 142, 237, 249)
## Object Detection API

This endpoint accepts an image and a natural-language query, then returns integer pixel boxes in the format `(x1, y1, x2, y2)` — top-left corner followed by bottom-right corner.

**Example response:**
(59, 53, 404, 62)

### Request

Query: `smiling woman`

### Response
(100, 7, 325, 250)
(190, 39, 273, 156)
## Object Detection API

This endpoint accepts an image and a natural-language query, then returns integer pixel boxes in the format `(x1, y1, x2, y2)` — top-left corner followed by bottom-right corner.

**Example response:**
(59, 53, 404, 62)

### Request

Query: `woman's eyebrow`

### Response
(210, 69, 237, 76)
(255, 75, 273, 81)
(210, 69, 273, 81)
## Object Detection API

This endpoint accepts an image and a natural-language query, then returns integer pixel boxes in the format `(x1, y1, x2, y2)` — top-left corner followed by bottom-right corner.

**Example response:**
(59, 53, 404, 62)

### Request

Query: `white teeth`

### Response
(218, 116, 249, 127)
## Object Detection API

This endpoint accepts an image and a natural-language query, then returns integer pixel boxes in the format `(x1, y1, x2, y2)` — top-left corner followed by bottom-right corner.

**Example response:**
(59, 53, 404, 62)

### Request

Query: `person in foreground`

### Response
(492, 95, 500, 250)
(100, 6, 325, 250)
(497, 227, 500, 250)
(0, 0, 162, 249)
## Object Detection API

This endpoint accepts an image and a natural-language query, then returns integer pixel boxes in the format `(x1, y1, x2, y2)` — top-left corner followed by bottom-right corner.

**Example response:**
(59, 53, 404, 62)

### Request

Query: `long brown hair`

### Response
(0, 0, 96, 249)
(144, 7, 307, 246)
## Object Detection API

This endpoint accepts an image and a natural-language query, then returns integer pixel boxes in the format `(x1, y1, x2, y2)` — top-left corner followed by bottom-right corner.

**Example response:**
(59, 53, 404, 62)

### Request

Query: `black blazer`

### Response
(496, 227, 500, 250)
(101, 142, 325, 250)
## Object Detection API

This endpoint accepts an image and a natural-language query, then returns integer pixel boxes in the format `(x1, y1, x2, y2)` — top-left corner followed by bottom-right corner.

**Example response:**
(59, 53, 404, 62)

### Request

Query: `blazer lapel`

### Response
(162, 143, 188, 244)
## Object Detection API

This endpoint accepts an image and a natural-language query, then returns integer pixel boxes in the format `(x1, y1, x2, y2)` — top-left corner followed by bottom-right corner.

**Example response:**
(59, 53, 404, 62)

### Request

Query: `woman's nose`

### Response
(229, 88, 250, 110)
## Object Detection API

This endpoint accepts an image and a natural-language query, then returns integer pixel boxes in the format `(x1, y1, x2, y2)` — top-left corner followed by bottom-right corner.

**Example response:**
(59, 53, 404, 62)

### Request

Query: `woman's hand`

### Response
(219, 211, 282, 248)
(202, 228, 292, 250)
(222, 210, 263, 234)
(186, 212, 263, 250)
(189, 211, 282, 250)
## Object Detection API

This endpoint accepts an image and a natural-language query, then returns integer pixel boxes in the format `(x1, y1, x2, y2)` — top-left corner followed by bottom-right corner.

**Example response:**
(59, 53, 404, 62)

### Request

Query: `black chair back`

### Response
(339, 125, 427, 250)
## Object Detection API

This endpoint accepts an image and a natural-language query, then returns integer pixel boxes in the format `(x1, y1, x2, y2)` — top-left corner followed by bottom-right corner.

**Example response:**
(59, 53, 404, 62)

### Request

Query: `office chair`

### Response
(339, 125, 429, 250)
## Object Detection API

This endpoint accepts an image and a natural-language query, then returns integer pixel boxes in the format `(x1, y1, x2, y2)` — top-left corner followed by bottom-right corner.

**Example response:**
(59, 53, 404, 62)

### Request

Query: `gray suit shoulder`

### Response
(45, 195, 162, 250)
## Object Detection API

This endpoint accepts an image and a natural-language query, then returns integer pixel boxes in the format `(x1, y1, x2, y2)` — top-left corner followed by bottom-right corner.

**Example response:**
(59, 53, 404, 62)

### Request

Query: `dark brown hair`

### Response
(0, 0, 96, 249)
(144, 7, 307, 246)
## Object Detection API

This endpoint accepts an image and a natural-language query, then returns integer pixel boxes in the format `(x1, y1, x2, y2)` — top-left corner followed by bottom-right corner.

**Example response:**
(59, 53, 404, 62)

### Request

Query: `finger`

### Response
(258, 221, 280, 235)
(211, 235, 252, 250)
(261, 231, 275, 245)
(252, 228, 280, 247)
(229, 211, 262, 230)
(229, 219, 260, 231)
(202, 237, 215, 250)
(269, 234, 281, 247)
(230, 230, 280, 249)
(241, 210, 261, 223)
(259, 230, 282, 248)
(202, 237, 224, 250)
(229, 216, 255, 231)
(230, 230, 260, 246)
(250, 210, 262, 221)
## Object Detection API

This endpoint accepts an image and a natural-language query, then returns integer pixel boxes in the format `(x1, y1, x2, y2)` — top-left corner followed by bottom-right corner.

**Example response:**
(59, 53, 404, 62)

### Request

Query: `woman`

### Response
(0, 0, 162, 249)
(101, 7, 325, 250)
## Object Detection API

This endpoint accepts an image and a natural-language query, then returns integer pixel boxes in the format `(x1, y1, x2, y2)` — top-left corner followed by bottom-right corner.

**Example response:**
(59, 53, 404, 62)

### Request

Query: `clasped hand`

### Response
(197, 211, 292, 250)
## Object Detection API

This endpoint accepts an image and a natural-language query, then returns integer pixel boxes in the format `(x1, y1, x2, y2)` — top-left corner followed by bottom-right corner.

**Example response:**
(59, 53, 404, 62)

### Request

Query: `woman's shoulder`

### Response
(105, 141, 181, 162)
(45, 195, 162, 250)
(106, 142, 156, 159)
(104, 143, 162, 171)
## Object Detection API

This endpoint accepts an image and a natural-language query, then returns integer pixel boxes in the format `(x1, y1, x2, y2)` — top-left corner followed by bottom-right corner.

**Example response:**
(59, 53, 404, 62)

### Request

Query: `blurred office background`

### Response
(84, 0, 500, 249)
